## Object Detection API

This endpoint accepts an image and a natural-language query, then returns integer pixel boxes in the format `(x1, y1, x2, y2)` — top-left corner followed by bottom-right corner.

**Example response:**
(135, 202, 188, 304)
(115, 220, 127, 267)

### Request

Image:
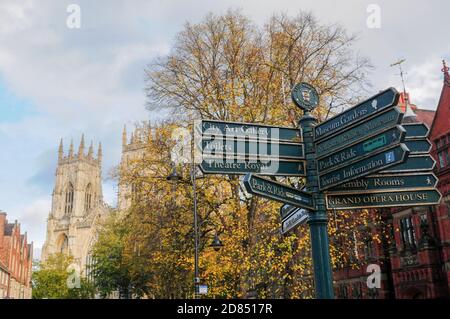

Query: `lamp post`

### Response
(167, 162, 223, 298)
(166, 162, 200, 298)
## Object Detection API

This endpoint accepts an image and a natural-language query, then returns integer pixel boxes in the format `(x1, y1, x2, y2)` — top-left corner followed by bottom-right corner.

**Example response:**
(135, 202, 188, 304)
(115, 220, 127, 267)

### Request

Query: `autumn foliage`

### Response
(91, 10, 383, 299)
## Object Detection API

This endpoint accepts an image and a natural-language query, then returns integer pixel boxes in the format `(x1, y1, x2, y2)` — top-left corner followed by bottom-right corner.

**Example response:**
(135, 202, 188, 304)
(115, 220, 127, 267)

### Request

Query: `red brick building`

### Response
(0, 211, 33, 299)
(429, 60, 450, 295)
(333, 61, 450, 299)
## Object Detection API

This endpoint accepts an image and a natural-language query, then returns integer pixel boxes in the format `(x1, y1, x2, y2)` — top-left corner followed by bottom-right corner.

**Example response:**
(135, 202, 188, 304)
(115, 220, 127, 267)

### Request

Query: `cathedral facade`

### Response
(41, 135, 110, 274)
(41, 123, 151, 275)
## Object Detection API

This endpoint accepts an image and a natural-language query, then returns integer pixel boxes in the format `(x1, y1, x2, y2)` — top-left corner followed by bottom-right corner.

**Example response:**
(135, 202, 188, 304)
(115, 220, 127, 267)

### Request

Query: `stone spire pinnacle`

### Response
(97, 142, 102, 165)
(87, 140, 94, 160)
(442, 59, 450, 86)
(58, 138, 63, 162)
(403, 98, 417, 123)
(122, 125, 127, 147)
(78, 134, 85, 159)
(69, 139, 74, 158)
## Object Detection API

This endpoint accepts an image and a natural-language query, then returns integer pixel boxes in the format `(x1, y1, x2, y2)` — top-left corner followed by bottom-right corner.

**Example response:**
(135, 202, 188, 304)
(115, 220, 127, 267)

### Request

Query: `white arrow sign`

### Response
(281, 208, 309, 235)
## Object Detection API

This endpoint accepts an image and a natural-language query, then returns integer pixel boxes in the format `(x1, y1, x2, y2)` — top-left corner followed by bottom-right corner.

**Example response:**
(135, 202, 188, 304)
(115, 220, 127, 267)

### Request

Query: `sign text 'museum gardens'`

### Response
(314, 88, 399, 140)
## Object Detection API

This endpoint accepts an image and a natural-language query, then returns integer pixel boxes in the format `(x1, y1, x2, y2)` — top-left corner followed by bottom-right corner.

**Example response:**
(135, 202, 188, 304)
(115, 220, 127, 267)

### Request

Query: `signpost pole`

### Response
(299, 112, 334, 299)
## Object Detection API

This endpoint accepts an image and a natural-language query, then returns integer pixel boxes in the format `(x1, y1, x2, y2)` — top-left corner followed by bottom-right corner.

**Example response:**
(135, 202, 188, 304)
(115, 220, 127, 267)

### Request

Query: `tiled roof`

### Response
(397, 92, 436, 126)
(414, 109, 435, 127)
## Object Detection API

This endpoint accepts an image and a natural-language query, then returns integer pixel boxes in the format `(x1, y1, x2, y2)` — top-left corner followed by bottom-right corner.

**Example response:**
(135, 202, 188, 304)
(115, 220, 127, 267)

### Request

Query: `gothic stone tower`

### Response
(41, 135, 109, 272)
(118, 122, 153, 211)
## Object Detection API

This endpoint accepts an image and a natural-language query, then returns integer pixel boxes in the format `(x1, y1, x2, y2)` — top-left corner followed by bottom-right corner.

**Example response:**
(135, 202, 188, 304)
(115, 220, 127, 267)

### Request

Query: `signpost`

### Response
(404, 139, 432, 154)
(314, 87, 400, 141)
(200, 120, 302, 142)
(318, 144, 410, 190)
(194, 82, 442, 300)
(243, 174, 314, 210)
(280, 204, 298, 219)
(315, 107, 404, 158)
(281, 208, 309, 235)
(402, 122, 430, 138)
(326, 189, 442, 210)
(401, 121, 432, 154)
(200, 157, 305, 176)
(317, 125, 406, 173)
(201, 138, 304, 159)
(326, 173, 438, 193)
(197, 120, 306, 176)
(380, 154, 436, 173)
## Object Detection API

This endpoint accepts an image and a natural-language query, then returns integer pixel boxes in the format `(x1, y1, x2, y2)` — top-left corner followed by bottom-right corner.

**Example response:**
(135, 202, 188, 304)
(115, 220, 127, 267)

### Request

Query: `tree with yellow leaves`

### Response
(92, 10, 378, 299)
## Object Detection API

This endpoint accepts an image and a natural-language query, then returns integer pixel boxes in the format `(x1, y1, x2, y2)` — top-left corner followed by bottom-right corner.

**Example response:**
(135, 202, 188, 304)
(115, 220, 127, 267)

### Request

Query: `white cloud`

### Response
(385, 52, 450, 109)
(407, 59, 447, 109)
(0, 1, 35, 35)
(8, 198, 51, 249)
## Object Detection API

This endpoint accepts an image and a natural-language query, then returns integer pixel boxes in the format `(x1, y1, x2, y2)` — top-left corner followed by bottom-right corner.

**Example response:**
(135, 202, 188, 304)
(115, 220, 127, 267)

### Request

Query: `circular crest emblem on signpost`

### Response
(291, 82, 319, 112)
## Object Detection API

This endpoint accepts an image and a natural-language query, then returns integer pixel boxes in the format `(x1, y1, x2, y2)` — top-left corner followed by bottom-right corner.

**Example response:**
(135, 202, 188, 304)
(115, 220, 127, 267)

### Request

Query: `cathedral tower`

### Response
(41, 135, 109, 272)
(118, 122, 153, 211)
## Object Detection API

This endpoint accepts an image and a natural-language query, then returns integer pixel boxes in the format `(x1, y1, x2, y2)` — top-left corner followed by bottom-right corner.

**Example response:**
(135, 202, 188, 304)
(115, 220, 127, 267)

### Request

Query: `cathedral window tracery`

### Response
(64, 183, 74, 215)
(85, 183, 92, 212)
(60, 234, 69, 254)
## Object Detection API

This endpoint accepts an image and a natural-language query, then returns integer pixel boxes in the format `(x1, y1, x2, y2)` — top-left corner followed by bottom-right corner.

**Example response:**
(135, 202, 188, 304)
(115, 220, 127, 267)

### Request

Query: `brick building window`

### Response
(364, 238, 375, 259)
(368, 287, 379, 299)
(438, 151, 446, 168)
(399, 216, 417, 249)
(352, 283, 362, 299)
(436, 135, 450, 169)
(338, 285, 349, 299)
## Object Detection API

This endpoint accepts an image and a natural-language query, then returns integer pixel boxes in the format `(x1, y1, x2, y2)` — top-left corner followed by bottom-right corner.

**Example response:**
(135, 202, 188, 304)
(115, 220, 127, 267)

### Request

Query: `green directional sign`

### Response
(243, 174, 315, 210)
(403, 122, 429, 138)
(404, 139, 432, 154)
(326, 189, 442, 210)
(200, 157, 306, 176)
(380, 154, 435, 173)
(201, 138, 304, 159)
(200, 120, 302, 142)
(315, 88, 399, 141)
(317, 126, 405, 174)
(326, 173, 438, 193)
(319, 144, 409, 190)
(315, 107, 404, 158)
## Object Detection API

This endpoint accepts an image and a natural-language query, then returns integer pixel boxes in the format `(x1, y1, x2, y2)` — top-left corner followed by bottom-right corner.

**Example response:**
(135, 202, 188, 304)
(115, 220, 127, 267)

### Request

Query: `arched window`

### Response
(64, 183, 74, 215)
(85, 183, 92, 212)
(60, 234, 69, 254)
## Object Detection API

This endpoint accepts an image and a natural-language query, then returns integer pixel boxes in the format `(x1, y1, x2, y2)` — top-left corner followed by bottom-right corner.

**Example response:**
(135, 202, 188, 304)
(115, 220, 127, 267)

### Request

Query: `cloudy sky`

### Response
(0, 0, 449, 256)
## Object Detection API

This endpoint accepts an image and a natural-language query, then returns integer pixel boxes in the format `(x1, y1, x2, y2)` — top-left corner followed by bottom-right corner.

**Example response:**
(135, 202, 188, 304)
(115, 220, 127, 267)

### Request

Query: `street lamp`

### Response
(166, 163, 182, 182)
(209, 231, 224, 252)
